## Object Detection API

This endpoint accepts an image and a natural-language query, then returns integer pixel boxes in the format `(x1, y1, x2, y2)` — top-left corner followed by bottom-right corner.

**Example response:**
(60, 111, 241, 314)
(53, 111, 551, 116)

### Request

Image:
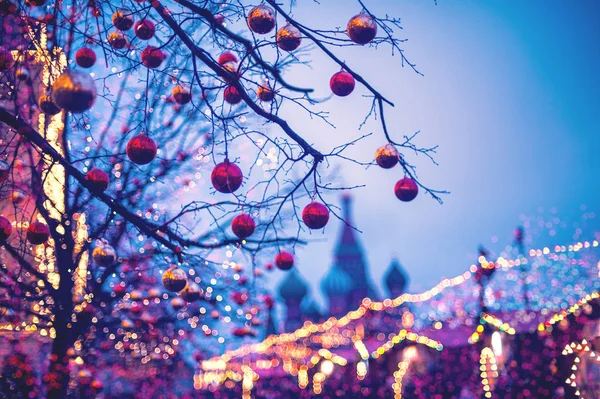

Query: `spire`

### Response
(341, 191, 353, 223)
(384, 258, 408, 298)
(335, 193, 362, 260)
(330, 193, 375, 306)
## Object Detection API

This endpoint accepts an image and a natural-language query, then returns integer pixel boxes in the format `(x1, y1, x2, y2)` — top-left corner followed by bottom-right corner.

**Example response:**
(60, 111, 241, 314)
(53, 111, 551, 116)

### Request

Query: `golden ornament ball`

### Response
(51, 71, 96, 113)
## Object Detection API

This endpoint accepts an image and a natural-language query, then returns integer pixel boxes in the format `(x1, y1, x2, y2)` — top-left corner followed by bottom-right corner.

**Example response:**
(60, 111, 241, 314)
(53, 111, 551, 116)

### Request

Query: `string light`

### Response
(562, 340, 599, 398)
(538, 292, 600, 333)
(199, 239, 598, 396)
(208, 238, 598, 367)
(469, 313, 515, 344)
(371, 329, 442, 359)
(392, 359, 410, 399)
(479, 347, 498, 398)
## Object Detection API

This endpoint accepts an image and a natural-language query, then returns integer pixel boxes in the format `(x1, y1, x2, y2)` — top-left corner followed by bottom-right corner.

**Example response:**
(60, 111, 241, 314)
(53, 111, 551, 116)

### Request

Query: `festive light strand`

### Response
(469, 313, 516, 344)
(479, 347, 498, 398)
(538, 292, 600, 333)
(392, 359, 410, 399)
(371, 329, 443, 359)
(562, 340, 600, 398)
(207, 238, 598, 367)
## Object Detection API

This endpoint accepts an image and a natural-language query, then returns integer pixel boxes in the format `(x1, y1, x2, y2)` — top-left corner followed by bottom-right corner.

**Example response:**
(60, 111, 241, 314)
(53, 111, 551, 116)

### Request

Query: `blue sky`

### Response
(267, 0, 600, 307)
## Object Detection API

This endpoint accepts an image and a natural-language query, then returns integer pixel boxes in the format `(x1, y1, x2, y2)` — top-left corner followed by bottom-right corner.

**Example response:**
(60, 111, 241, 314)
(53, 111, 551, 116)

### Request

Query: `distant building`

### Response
(278, 194, 410, 331)
(278, 269, 308, 332)
(384, 258, 409, 299)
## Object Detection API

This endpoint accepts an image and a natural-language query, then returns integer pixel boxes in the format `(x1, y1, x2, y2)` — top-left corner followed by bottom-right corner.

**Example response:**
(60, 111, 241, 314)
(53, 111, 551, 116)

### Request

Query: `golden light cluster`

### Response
(561, 340, 600, 398)
(538, 291, 600, 333)
(392, 359, 411, 399)
(208, 238, 597, 366)
(479, 346, 498, 398)
(469, 313, 516, 345)
(371, 329, 443, 359)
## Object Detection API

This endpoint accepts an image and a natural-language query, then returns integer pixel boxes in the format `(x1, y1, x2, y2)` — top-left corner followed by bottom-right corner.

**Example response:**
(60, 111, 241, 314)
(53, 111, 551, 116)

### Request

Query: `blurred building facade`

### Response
(279, 194, 409, 332)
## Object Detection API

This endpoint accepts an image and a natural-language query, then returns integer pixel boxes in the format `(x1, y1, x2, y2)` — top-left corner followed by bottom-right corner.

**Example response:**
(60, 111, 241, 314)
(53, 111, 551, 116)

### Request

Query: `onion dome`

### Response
(384, 258, 408, 298)
(321, 265, 353, 298)
(278, 270, 308, 301)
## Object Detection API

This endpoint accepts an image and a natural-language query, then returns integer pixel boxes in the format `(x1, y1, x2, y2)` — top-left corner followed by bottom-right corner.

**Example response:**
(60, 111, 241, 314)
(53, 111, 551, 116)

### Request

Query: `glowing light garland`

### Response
(538, 292, 600, 333)
(198, 238, 598, 397)
(208, 239, 599, 366)
(371, 329, 443, 359)
(392, 359, 410, 399)
(479, 347, 498, 398)
(562, 340, 600, 398)
(469, 313, 516, 344)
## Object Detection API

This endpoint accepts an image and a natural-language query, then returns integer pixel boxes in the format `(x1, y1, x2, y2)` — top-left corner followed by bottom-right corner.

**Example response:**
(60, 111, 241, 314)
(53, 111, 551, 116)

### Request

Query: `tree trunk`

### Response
(45, 322, 73, 399)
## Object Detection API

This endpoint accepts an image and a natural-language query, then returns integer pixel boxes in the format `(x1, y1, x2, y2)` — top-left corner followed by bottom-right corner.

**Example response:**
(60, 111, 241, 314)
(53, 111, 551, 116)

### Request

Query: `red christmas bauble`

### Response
(224, 86, 242, 104)
(265, 262, 274, 271)
(172, 86, 191, 104)
(276, 24, 302, 52)
(134, 19, 155, 40)
(112, 10, 134, 31)
(75, 47, 96, 68)
(113, 284, 126, 296)
(330, 71, 355, 97)
(211, 159, 243, 193)
(0, 47, 13, 71)
(218, 52, 238, 66)
(375, 144, 399, 169)
(91, 380, 104, 393)
(264, 294, 274, 309)
(107, 32, 128, 49)
(247, 5, 276, 35)
(126, 135, 157, 165)
(257, 83, 275, 102)
(27, 222, 50, 245)
(394, 177, 418, 202)
(347, 13, 377, 45)
(275, 251, 294, 270)
(141, 46, 166, 69)
(231, 213, 256, 239)
(232, 327, 256, 337)
(85, 168, 110, 192)
(130, 302, 143, 313)
(0, 216, 12, 242)
(38, 94, 61, 115)
(232, 291, 247, 305)
(214, 14, 224, 24)
(302, 202, 330, 229)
